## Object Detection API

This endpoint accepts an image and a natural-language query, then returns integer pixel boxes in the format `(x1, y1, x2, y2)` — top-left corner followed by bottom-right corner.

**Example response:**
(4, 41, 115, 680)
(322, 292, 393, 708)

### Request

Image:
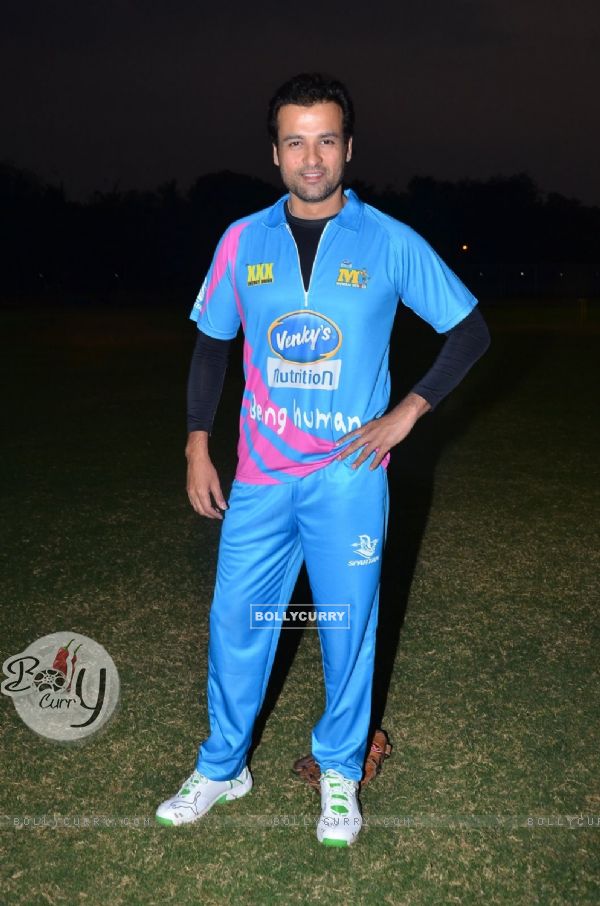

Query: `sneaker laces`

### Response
(322, 770, 357, 815)
(178, 770, 207, 796)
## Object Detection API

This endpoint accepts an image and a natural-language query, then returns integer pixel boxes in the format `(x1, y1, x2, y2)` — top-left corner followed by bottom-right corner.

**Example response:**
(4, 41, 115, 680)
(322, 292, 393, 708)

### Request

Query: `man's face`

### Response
(272, 102, 352, 208)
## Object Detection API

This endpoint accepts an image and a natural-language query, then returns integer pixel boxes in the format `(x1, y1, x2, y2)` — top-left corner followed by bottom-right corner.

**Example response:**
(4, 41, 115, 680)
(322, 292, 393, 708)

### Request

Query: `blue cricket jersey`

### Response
(190, 188, 477, 484)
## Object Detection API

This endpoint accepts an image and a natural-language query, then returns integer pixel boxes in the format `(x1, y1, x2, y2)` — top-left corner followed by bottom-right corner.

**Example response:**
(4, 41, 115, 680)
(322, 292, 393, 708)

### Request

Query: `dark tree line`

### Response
(2, 162, 599, 299)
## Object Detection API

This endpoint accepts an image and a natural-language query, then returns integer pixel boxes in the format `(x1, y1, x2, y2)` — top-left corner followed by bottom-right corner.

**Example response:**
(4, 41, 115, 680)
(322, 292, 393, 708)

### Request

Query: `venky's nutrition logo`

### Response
(348, 534, 380, 567)
(247, 262, 274, 286)
(267, 310, 342, 390)
(2, 633, 120, 742)
(336, 261, 369, 289)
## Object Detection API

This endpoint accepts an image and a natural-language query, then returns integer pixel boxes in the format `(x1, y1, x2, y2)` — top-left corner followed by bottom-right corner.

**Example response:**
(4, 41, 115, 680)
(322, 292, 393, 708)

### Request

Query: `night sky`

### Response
(3, 0, 599, 204)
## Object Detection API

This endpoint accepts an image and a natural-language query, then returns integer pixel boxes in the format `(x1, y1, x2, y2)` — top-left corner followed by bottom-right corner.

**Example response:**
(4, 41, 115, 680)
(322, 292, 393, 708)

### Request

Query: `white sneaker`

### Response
(155, 766, 252, 826)
(317, 769, 362, 846)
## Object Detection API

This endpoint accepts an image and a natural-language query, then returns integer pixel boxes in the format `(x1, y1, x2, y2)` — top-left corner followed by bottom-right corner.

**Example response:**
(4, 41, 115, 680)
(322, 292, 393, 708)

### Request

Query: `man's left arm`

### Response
(337, 306, 490, 469)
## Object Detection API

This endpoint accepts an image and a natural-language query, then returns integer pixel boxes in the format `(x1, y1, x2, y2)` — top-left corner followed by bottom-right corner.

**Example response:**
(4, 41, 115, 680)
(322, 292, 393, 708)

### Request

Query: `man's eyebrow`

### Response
(281, 131, 342, 141)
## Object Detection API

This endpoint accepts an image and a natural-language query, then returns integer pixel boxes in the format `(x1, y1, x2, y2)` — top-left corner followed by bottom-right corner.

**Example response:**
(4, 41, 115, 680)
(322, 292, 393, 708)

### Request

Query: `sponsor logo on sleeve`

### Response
(193, 275, 208, 310)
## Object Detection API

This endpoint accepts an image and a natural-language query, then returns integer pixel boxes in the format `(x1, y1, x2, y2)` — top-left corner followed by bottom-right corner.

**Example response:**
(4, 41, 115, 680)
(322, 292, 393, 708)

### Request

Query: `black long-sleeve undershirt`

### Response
(186, 330, 232, 433)
(410, 306, 490, 409)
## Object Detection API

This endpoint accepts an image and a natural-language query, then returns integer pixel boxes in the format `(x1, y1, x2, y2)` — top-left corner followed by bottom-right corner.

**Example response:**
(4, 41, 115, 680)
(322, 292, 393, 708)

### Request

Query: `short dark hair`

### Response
(267, 73, 355, 144)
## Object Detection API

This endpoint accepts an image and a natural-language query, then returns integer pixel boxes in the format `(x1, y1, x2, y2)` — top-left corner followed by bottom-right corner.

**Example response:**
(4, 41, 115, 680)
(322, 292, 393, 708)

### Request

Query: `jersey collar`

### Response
(263, 188, 363, 232)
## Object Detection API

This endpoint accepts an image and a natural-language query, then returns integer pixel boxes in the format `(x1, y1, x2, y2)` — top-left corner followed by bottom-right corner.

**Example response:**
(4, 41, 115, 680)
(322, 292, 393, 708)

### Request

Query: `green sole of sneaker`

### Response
(155, 816, 175, 826)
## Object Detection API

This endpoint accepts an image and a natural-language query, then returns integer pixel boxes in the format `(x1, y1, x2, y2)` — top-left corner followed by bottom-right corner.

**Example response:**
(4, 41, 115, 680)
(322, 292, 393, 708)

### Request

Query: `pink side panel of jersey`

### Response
(199, 221, 249, 331)
(235, 339, 340, 482)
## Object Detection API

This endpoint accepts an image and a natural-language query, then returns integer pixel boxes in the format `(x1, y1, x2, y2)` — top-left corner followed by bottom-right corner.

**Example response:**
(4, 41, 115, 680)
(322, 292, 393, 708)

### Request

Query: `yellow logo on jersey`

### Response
(247, 262, 274, 286)
(336, 265, 369, 288)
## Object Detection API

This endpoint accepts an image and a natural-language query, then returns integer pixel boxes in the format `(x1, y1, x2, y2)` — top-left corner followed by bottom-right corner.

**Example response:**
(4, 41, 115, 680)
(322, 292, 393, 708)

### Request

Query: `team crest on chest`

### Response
(336, 260, 369, 289)
(247, 262, 274, 286)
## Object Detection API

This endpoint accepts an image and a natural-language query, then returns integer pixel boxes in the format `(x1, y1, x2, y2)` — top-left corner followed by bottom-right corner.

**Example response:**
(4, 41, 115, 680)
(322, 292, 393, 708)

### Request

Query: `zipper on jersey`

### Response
(285, 221, 330, 309)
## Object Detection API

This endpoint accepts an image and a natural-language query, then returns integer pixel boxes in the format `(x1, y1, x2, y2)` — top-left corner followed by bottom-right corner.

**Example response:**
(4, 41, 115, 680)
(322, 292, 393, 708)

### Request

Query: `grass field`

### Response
(1, 296, 598, 905)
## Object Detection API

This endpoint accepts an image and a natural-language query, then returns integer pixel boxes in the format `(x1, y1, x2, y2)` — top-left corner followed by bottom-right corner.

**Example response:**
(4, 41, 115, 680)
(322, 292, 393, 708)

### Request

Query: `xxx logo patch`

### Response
(247, 262, 274, 286)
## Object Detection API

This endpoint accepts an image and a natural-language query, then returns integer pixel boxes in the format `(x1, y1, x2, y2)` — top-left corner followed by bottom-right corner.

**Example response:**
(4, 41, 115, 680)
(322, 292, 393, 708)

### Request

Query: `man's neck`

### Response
(286, 189, 346, 220)
(285, 202, 335, 226)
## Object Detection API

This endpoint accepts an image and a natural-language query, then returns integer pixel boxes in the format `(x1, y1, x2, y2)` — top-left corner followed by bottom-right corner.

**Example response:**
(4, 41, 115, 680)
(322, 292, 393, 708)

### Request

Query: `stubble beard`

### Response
(282, 166, 345, 205)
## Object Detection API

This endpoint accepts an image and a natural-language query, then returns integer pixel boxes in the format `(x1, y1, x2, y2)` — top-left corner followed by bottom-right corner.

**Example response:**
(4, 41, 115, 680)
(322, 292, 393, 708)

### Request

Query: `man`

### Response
(156, 73, 490, 845)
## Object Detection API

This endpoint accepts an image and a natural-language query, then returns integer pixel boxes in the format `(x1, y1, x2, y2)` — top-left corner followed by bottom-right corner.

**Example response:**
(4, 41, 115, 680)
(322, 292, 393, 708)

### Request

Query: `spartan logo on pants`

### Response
(348, 534, 379, 567)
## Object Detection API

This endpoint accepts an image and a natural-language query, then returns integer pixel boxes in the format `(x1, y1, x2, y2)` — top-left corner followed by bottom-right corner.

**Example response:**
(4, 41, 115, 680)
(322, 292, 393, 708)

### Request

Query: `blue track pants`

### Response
(196, 457, 389, 782)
